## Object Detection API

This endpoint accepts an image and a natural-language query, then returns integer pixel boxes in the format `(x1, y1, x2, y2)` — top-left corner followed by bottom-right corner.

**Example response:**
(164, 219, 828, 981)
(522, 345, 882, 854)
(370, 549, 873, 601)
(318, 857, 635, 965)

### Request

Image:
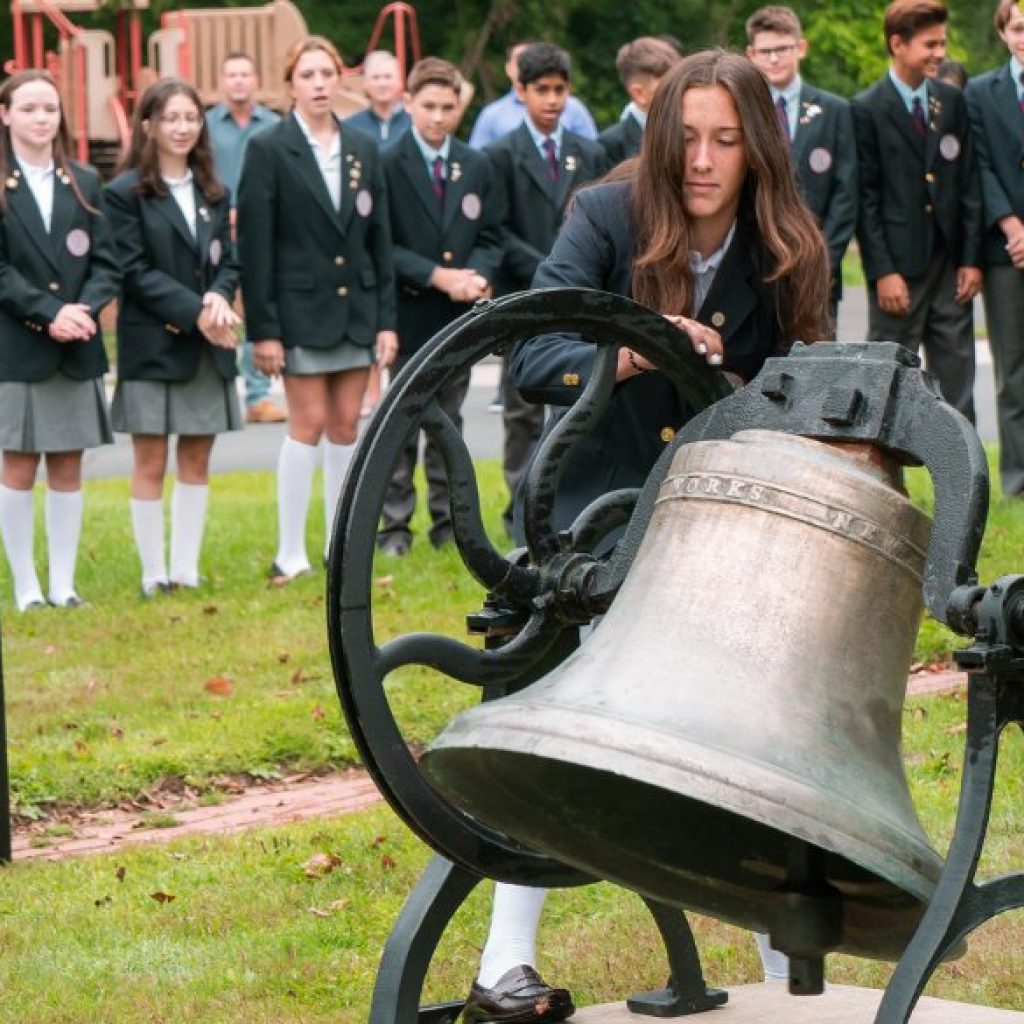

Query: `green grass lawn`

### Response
(1, 457, 1023, 1019)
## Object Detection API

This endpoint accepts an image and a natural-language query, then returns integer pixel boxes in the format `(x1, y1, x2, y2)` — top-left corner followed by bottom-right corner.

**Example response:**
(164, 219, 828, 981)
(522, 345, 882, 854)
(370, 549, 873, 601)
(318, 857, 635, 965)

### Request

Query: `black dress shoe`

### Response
(268, 562, 312, 586)
(462, 965, 574, 1023)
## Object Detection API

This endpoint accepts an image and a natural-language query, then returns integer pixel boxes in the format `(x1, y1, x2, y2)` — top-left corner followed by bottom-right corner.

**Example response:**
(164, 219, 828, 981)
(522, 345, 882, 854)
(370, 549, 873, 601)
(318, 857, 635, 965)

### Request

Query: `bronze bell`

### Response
(422, 430, 945, 964)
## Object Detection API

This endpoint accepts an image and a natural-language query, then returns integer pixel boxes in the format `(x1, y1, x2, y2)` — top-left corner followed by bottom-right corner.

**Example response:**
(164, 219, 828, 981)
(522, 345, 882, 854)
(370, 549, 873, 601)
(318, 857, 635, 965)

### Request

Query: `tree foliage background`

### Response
(0, 0, 1009, 131)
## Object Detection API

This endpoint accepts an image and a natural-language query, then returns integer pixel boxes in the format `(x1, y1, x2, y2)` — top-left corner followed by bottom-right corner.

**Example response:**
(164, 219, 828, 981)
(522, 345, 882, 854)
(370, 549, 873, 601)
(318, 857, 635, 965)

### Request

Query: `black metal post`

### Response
(0, 612, 10, 864)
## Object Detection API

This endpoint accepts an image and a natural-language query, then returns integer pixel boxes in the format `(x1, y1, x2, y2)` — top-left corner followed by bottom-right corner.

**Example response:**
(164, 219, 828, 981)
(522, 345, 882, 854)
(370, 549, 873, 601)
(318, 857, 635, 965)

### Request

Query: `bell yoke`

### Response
(329, 289, 1024, 1021)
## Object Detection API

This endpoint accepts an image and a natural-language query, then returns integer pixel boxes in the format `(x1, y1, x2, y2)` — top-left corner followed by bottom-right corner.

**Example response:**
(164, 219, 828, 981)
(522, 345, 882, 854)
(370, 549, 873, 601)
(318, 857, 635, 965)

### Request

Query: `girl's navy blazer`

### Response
(236, 114, 396, 350)
(104, 169, 239, 382)
(0, 161, 120, 382)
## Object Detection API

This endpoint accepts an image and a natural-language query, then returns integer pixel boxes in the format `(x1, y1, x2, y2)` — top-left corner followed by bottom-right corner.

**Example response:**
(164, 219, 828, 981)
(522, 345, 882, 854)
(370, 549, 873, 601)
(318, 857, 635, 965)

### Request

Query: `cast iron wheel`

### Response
(327, 288, 732, 885)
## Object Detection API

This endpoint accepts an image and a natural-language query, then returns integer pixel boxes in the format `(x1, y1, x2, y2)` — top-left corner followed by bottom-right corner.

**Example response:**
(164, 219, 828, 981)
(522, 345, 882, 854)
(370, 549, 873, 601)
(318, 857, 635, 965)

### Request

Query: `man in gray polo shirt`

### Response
(207, 51, 285, 423)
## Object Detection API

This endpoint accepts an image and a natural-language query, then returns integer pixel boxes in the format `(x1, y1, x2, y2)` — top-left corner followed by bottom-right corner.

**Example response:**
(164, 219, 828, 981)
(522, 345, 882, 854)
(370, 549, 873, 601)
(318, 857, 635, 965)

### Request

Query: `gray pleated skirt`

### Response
(111, 347, 242, 435)
(286, 340, 373, 376)
(0, 373, 112, 453)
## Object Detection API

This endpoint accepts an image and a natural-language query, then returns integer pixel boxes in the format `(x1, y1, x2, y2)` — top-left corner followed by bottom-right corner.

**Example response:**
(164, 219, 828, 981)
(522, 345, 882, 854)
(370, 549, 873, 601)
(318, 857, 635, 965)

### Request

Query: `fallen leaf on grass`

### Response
(380, 854, 397, 870)
(308, 898, 350, 918)
(310, 704, 326, 721)
(291, 667, 306, 685)
(945, 722, 968, 736)
(278, 651, 291, 663)
(150, 891, 176, 904)
(110, 726, 124, 740)
(202, 605, 218, 615)
(204, 675, 233, 697)
(73, 739, 89, 755)
(371, 835, 387, 848)
(375, 575, 394, 588)
(115, 866, 126, 883)
(302, 853, 342, 878)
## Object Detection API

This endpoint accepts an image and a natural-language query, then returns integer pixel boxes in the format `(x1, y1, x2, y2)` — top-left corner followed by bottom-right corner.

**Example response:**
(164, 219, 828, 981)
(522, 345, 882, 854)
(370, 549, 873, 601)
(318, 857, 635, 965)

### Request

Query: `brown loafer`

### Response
(462, 965, 574, 1023)
(246, 398, 287, 423)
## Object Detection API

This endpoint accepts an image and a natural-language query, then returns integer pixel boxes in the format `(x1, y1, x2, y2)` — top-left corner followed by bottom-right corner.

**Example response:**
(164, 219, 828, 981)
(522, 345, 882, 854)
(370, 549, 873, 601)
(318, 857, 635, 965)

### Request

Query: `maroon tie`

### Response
(775, 96, 790, 142)
(542, 137, 560, 182)
(911, 96, 927, 137)
(431, 156, 445, 202)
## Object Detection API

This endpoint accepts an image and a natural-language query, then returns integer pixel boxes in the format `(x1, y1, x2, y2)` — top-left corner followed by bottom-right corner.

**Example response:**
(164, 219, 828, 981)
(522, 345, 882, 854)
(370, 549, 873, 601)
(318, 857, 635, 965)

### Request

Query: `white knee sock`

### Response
(754, 931, 790, 982)
(477, 884, 548, 987)
(130, 497, 167, 589)
(0, 483, 43, 610)
(169, 481, 209, 587)
(275, 436, 318, 575)
(45, 488, 83, 604)
(323, 441, 356, 560)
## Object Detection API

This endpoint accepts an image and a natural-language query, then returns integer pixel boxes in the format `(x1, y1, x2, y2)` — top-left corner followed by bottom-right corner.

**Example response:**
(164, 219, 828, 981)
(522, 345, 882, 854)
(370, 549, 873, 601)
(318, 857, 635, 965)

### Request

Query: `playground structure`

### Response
(5, 0, 422, 171)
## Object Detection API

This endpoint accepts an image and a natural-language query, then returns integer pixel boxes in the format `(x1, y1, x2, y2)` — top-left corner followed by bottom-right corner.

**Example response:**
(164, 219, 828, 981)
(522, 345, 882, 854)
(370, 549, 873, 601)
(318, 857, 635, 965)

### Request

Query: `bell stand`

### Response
(875, 577, 1024, 1023)
(328, 293, 993, 1023)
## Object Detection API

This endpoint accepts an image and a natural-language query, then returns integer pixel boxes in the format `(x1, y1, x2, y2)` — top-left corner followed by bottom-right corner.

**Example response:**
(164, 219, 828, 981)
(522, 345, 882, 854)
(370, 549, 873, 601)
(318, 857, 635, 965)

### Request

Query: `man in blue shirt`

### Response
(468, 41, 597, 149)
(207, 51, 284, 423)
(343, 50, 411, 147)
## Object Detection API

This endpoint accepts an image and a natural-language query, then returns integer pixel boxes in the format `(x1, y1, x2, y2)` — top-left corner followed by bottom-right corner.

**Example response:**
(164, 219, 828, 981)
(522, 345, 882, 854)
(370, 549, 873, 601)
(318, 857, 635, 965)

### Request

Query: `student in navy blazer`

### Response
(483, 42, 609, 536)
(598, 37, 681, 168)
(466, 50, 831, 1024)
(378, 58, 503, 555)
(852, 0, 983, 421)
(238, 36, 398, 582)
(0, 70, 120, 612)
(965, 0, 1024, 496)
(105, 79, 242, 597)
(745, 6, 858, 324)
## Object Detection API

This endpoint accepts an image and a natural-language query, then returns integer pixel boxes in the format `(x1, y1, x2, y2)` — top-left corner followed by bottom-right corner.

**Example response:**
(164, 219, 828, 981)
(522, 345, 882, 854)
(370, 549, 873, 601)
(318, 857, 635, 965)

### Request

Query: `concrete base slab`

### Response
(572, 984, 1024, 1022)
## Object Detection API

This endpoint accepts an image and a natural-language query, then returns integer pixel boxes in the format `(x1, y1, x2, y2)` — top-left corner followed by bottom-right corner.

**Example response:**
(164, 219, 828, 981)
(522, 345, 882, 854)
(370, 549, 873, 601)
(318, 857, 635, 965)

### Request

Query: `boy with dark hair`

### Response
(852, 0, 983, 420)
(485, 42, 608, 538)
(746, 5, 858, 324)
(468, 41, 598, 148)
(376, 57, 503, 555)
(965, 0, 1024, 494)
(598, 36, 682, 166)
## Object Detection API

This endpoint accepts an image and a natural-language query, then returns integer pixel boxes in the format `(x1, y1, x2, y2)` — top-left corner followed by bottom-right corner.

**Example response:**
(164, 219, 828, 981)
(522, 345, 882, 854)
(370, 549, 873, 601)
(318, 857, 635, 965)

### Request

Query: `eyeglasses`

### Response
(158, 114, 203, 128)
(751, 44, 797, 60)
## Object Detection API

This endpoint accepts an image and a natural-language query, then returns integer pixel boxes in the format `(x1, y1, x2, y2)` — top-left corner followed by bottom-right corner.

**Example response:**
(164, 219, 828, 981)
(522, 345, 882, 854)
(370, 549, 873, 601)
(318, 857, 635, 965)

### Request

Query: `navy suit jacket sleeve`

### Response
(104, 178, 204, 332)
(965, 82, 1015, 229)
(236, 133, 280, 340)
(0, 229, 63, 325)
(851, 95, 895, 282)
(485, 142, 548, 284)
(510, 189, 617, 406)
(822, 102, 858, 271)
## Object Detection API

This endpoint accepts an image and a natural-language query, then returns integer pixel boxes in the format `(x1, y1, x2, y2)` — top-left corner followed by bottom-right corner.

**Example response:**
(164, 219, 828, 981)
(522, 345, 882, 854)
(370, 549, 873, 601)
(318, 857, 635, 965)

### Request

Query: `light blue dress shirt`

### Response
(888, 67, 930, 114)
(468, 90, 597, 148)
(769, 74, 802, 140)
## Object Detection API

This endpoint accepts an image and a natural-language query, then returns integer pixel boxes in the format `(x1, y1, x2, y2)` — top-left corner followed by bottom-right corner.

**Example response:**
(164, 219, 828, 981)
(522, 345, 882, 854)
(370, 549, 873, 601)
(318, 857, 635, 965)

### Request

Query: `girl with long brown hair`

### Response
(105, 78, 241, 596)
(468, 50, 830, 1024)
(0, 70, 120, 611)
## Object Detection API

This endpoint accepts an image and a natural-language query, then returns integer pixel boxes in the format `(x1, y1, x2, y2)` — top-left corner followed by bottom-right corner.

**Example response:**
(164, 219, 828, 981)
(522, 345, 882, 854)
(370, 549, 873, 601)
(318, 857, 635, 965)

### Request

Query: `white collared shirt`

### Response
(162, 169, 197, 236)
(1012, 56, 1024, 101)
(294, 109, 342, 210)
(690, 221, 737, 314)
(18, 158, 55, 232)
